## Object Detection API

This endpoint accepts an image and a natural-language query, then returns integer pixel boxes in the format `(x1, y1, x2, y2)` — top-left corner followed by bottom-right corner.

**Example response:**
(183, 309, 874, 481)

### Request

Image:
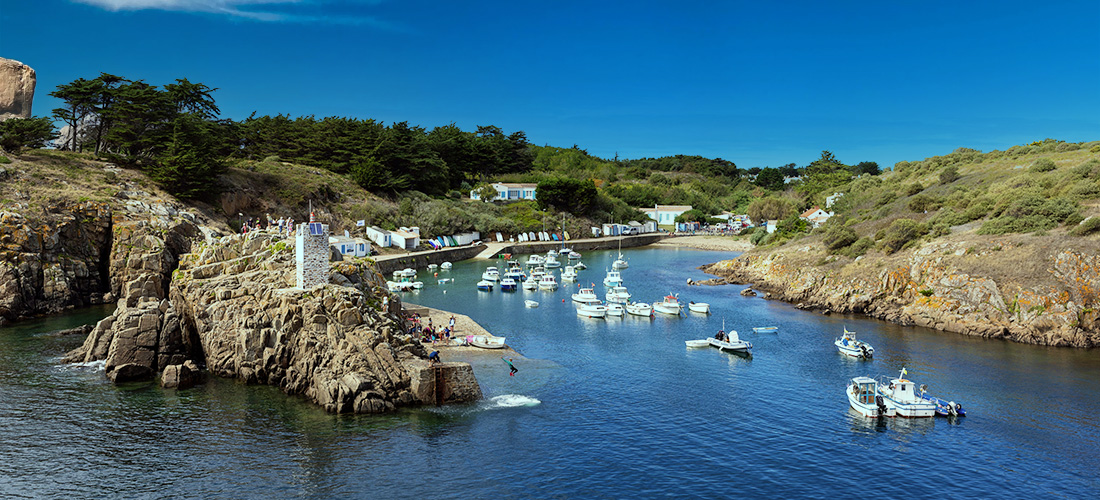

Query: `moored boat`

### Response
(752, 326, 778, 333)
(468, 335, 506, 349)
(685, 339, 710, 348)
(538, 274, 559, 290)
(476, 280, 493, 291)
(561, 265, 578, 282)
(577, 303, 607, 318)
(500, 278, 517, 291)
(526, 254, 545, 266)
(612, 255, 628, 269)
(847, 376, 894, 418)
(653, 293, 683, 315)
(544, 251, 561, 268)
(708, 328, 752, 353)
(606, 303, 625, 317)
(525, 300, 539, 308)
(605, 286, 631, 304)
(835, 327, 873, 358)
(522, 277, 538, 290)
(572, 287, 600, 304)
(482, 266, 500, 281)
(687, 301, 710, 314)
(917, 393, 967, 418)
(603, 269, 624, 287)
(568, 251, 582, 260)
(876, 368, 937, 418)
(626, 301, 653, 317)
(573, 261, 587, 270)
(440, 261, 452, 269)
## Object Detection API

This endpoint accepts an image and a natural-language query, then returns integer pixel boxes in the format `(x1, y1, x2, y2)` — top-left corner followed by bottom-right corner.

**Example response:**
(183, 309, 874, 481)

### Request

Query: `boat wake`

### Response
(62, 359, 106, 372)
(487, 394, 541, 408)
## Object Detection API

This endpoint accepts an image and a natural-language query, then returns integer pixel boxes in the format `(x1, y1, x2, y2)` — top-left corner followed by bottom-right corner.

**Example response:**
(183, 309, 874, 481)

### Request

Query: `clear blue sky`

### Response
(2, 0, 1098, 170)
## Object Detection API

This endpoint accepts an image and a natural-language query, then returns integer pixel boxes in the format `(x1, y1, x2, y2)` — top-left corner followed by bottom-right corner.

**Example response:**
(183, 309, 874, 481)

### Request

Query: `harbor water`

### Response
(2, 246, 1099, 498)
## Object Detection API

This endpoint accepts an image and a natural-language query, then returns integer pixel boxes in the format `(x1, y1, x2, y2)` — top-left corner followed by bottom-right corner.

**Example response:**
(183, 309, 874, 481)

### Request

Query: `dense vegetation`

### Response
(3, 73, 1098, 250)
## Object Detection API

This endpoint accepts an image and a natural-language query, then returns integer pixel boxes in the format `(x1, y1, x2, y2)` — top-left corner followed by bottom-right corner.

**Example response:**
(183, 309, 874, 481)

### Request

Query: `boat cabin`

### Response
(851, 377, 878, 406)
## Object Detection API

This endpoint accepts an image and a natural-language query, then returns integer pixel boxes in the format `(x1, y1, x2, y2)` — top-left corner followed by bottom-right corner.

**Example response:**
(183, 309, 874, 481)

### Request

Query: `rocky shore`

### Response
(701, 236, 1100, 348)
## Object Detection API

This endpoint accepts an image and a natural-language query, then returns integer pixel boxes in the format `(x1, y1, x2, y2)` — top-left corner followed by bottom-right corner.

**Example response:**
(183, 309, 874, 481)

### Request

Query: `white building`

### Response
(826, 192, 845, 208)
(800, 206, 834, 228)
(330, 235, 371, 257)
(366, 226, 392, 248)
(639, 205, 693, 225)
(391, 229, 420, 250)
(469, 182, 538, 201)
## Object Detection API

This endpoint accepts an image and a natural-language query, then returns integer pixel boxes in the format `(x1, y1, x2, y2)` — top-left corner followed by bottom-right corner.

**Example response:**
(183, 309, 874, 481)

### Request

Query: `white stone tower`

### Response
(296, 211, 329, 289)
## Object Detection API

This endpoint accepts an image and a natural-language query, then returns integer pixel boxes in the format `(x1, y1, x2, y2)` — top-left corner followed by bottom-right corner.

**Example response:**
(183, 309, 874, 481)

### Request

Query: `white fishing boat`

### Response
(544, 252, 561, 268)
(561, 265, 578, 282)
(653, 293, 683, 315)
(525, 300, 539, 308)
(603, 269, 624, 287)
(876, 368, 937, 418)
(605, 303, 625, 317)
(522, 277, 538, 290)
(685, 339, 710, 348)
(626, 301, 653, 317)
(612, 255, 628, 270)
(752, 326, 778, 333)
(835, 327, 874, 358)
(538, 274, 559, 290)
(577, 303, 607, 318)
(482, 266, 500, 282)
(709, 324, 752, 353)
(440, 261, 452, 270)
(568, 251, 582, 260)
(687, 301, 710, 314)
(500, 278, 517, 291)
(572, 287, 601, 304)
(526, 254, 545, 266)
(427, 263, 438, 270)
(605, 286, 631, 304)
(847, 376, 894, 418)
(469, 335, 506, 349)
(476, 280, 493, 291)
(437, 278, 452, 284)
(573, 261, 587, 270)
(392, 268, 417, 279)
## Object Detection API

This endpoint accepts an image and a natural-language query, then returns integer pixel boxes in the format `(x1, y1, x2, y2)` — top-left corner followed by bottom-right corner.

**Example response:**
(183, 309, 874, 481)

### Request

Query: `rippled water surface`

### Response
(3, 247, 1099, 498)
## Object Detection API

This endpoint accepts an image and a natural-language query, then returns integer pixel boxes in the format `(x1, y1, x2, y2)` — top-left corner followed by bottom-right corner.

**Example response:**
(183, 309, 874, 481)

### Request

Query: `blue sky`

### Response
(2, 0, 1098, 169)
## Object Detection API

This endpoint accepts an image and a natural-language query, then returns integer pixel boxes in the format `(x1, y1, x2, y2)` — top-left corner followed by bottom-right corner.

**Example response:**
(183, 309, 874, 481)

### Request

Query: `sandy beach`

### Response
(651, 235, 754, 252)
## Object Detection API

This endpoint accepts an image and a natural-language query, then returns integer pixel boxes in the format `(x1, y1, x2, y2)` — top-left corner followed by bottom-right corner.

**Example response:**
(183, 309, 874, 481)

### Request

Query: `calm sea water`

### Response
(2, 246, 1099, 498)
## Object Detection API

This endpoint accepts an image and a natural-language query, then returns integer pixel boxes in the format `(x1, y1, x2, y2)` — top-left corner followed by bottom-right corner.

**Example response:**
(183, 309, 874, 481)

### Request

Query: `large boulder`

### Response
(0, 58, 35, 121)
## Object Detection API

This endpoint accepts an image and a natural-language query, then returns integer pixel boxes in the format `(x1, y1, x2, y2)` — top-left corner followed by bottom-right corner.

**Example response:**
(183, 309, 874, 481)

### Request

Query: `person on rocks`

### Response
(428, 351, 440, 366)
(502, 357, 518, 376)
(449, 316, 456, 333)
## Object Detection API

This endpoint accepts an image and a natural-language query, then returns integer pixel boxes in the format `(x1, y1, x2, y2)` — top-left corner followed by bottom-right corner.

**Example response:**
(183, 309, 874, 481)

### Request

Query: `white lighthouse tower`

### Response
(295, 211, 329, 289)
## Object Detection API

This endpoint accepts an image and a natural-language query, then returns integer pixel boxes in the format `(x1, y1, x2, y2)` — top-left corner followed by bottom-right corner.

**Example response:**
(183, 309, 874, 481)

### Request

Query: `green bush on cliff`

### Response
(879, 219, 928, 254)
(1070, 217, 1100, 236)
(978, 195, 1079, 235)
(1030, 158, 1057, 173)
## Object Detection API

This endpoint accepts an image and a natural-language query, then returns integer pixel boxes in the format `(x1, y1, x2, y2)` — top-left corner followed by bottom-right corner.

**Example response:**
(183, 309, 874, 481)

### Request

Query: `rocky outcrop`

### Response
(701, 241, 1100, 348)
(0, 204, 113, 325)
(0, 58, 35, 121)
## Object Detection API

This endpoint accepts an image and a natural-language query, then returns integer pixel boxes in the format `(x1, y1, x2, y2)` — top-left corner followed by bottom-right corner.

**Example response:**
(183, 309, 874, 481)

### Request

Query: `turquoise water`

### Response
(2, 247, 1099, 498)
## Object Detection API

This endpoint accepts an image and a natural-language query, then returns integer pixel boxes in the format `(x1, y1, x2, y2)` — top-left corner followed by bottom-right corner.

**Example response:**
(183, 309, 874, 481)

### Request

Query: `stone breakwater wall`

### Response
(701, 242, 1100, 348)
(492, 234, 664, 257)
(373, 244, 486, 275)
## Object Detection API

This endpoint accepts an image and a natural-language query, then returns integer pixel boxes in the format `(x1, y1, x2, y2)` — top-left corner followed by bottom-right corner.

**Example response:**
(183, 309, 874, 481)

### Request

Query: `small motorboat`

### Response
(847, 376, 894, 418)
(877, 368, 937, 418)
(835, 327, 873, 358)
(752, 326, 778, 333)
(572, 288, 601, 304)
(687, 301, 710, 314)
(709, 327, 752, 353)
(573, 261, 587, 270)
(476, 280, 493, 291)
(437, 278, 452, 284)
(561, 266, 578, 282)
(469, 335, 506, 349)
(606, 303, 625, 317)
(392, 268, 417, 279)
(917, 393, 967, 418)
(526, 254, 545, 266)
(482, 266, 500, 282)
(626, 301, 653, 317)
(568, 251, 582, 260)
(538, 274, 559, 290)
(653, 293, 683, 315)
(605, 286, 631, 304)
(500, 278, 517, 291)
(544, 252, 561, 268)
(525, 300, 539, 308)
(603, 269, 624, 288)
(577, 303, 607, 318)
(440, 262, 452, 269)
(612, 255, 628, 269)
(522, 277, 538, 290)
(427, 263, 438, 270)
(685, 339, 710, 348)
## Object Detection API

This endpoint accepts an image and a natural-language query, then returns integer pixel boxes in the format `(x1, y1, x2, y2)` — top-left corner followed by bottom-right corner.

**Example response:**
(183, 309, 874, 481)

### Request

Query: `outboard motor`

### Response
(875, 395, 888, 416)
(949, 402, 959, 417)
(860, 345, 870, 358)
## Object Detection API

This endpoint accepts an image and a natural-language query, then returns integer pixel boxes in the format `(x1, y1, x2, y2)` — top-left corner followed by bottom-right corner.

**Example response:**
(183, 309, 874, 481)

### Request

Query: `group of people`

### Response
(714, 330, 730, 342)
(240, 213, 297, 237)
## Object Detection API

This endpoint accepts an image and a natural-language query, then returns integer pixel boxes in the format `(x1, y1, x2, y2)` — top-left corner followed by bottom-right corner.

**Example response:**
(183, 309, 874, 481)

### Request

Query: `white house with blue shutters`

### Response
(470, 182, 538, 201)
(639, 205, 693, 225)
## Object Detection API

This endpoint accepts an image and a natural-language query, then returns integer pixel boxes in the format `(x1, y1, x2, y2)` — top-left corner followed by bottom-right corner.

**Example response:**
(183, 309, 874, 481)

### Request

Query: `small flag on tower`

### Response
(356, 220, 366, 227)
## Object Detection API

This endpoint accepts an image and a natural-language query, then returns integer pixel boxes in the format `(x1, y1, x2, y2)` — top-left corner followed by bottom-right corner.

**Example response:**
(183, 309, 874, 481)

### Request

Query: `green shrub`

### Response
(1069, 180, 1100, 199)
(876, 191, 897, 207)
(0, 155, 10, 164)
(879, 218, 928, 254)
(1070, 216, 1100, 236)
(823, 226, 859, 251)
(978, 215, 1056, 235)
(1030, 158, 1056, 173)
(908, 193, 939, 212)
(939, 165, 960, 184)
(904, 183, 924, 196)
(1073, 158, 1100, 179)
(845, 237, 875, 257)
(740, 226, 755, 236)
(750, 228, 769, 245)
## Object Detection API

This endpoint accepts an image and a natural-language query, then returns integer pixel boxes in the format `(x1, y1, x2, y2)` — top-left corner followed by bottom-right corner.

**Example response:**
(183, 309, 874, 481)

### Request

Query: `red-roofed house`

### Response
(800, 206, 833, 228)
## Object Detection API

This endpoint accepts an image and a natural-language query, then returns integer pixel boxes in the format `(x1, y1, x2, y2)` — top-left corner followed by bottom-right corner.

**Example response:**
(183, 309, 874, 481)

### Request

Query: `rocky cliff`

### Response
(0, 58, 36, 121)
(65, 231, 477, 413)
(702, 237, 1100, 347)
